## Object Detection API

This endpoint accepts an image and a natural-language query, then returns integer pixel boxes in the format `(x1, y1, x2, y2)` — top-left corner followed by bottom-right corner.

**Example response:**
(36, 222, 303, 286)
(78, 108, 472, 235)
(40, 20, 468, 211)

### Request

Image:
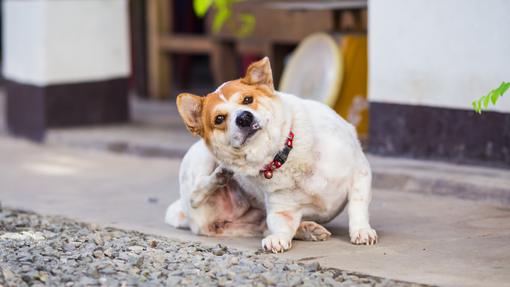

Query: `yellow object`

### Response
(333, 35, 369, 138)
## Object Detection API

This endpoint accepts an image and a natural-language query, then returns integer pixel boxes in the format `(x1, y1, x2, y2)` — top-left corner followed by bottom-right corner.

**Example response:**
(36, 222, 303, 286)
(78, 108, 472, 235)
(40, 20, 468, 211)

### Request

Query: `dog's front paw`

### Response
(262, 233, 292, 253)
(350, 228, 378, 245)
(294, 221, 331, 241)
(213, 166, 234, 186)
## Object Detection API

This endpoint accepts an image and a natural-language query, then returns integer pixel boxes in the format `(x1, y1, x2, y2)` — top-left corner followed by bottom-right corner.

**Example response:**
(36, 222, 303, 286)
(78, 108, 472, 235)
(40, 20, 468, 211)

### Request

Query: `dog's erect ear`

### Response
(241, 57, 274, 92)
(177, 93, 204, 136)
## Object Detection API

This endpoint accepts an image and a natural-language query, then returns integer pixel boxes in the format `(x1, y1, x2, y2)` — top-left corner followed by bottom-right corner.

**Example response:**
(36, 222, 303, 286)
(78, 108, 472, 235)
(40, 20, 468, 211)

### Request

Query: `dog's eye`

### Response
(243, 96, 253, 105)
(215, 115, 225, 124)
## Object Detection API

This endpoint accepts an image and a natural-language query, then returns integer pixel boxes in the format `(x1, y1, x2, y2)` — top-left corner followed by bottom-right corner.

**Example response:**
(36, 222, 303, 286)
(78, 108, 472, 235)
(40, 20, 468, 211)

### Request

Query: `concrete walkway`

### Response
(1, 137, 509, 287)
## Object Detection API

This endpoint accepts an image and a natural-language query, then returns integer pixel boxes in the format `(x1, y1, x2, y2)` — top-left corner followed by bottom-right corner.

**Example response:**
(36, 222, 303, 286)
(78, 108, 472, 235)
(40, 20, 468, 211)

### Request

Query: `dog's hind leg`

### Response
(189, 165, 234, 208)
(294, 221, 331, 241)
(165, 199, 190, 229)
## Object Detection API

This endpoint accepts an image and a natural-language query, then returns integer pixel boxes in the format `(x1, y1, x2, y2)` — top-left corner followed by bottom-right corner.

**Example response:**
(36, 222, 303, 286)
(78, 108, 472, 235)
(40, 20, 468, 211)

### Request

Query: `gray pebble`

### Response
(212, 248, 225, 256)
(166, 276, 182, 285)
(93, 233, 104, 246)
(86, 266, 100, 278)
(18, 255, 36, 263)
(168, 270, 183, 277)
(252, 266, 266, 274)
(263, 260, 275, 269)
(284, 264, 303, 272)
(260, 274, 277, 286)
(307, 261, 321, 272)
(93, 250, 105, 259)
(128, 255, 144, 267)
(21, 273, 35, 283)
(61, 274, 75, 282)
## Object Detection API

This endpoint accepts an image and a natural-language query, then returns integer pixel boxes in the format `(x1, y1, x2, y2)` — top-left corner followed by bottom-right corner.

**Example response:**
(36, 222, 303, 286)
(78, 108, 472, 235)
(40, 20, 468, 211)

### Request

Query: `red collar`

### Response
(259, 131, 294, 179)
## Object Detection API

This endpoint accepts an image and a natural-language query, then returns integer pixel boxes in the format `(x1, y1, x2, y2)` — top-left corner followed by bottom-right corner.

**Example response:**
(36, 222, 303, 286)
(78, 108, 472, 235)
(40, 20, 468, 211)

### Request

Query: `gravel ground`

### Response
(0, 207, 432, 287)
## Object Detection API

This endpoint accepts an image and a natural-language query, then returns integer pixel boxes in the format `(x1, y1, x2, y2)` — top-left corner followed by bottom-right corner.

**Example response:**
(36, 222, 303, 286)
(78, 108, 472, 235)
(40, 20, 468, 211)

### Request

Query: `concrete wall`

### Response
(369, 0, 510, 113)
(3, 0, 130, 86)
(2, 0, 131, 140)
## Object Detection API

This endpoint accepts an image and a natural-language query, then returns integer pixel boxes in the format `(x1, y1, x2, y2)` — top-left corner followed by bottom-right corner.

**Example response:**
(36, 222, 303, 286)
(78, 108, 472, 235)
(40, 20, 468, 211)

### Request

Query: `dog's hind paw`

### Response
(350, 228, 378, 245)
(294, 221, 331, 241)
(262, 233, 292, 253)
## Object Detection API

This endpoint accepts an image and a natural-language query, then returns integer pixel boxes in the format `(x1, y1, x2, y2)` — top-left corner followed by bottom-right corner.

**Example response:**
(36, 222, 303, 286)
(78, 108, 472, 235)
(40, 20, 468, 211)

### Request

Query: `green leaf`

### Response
(193, 0, 214, 18)
(483, 93, 491, 109)
(212, 8, 230, 33)
(235, 13, 256, 38)
(472, 101, 478, 112)
(477, 97, 483, 114)
(498, 82, 510, 97)
(491, 89, 500, 105)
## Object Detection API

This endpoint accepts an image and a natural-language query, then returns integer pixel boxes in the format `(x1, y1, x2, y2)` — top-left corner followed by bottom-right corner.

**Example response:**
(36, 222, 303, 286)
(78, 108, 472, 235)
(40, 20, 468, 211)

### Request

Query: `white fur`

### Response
(165, 199, 189, 229)
(218, 92, 228, 103)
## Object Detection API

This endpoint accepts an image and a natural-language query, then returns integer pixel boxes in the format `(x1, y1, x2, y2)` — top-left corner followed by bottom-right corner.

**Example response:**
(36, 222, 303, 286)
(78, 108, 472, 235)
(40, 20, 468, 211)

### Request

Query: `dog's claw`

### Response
(351, 228, 378, 246)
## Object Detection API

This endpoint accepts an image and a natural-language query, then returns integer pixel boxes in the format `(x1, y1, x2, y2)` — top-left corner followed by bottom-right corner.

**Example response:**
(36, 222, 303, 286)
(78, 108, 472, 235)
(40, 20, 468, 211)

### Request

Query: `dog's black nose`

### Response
(236, 111, 253, 127)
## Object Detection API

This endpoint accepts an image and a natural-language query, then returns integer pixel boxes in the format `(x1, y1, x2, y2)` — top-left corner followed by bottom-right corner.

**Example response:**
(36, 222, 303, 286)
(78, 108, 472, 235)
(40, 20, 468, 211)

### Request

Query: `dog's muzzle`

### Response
(235, 111, 262, 146)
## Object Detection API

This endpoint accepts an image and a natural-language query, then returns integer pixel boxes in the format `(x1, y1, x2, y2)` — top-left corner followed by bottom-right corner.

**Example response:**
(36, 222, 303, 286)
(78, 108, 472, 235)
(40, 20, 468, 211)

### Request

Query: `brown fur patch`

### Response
(176, 94, 204, 136)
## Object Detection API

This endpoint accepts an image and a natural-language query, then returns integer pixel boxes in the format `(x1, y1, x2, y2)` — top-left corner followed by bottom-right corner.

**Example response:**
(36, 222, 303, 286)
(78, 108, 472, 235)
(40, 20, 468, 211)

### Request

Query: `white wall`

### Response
(3, 0, 130, 86)
(368, 0, 510, 113)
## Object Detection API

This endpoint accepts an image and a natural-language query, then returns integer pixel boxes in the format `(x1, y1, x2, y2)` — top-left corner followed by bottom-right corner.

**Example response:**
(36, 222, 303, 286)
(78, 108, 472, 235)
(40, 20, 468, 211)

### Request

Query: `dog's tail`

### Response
(165, 199, 190, 229)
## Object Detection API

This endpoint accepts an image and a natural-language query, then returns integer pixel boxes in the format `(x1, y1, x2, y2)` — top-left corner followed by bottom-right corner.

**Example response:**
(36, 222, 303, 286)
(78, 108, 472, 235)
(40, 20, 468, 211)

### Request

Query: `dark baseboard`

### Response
(6, 78, 130, 142)
(369, 102, 510, 169)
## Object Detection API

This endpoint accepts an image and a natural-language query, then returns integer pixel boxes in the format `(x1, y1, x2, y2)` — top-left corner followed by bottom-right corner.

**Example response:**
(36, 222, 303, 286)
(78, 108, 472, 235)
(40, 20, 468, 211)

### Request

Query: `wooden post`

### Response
(147, 0, 171, 99)
(211, 41, 238, 87)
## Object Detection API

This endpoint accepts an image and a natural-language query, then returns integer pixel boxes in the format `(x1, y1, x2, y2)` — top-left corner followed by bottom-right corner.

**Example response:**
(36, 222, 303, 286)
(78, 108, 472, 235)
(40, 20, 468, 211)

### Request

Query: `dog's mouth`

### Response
(240, 128, 259, 146)
(238, 122, 263, 147)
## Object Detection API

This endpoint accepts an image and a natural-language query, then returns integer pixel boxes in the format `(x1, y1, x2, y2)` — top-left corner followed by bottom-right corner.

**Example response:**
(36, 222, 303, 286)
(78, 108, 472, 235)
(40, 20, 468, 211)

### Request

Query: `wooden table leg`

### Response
(147, 0, 171, 99)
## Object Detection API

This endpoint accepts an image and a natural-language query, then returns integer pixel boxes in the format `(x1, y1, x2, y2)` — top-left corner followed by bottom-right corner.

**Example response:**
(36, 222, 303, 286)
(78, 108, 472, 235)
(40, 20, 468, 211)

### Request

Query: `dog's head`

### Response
(177, 57, 286, 174)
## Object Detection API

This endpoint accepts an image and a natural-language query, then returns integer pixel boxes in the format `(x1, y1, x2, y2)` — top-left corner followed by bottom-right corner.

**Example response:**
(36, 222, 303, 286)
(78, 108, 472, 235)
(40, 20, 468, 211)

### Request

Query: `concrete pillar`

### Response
(3, 0, 131, 141)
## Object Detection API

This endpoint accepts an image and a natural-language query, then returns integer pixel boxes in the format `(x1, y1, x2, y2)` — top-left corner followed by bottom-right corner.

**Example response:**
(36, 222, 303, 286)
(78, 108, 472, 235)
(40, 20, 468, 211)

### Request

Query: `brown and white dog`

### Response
(166, 57, 377, 252)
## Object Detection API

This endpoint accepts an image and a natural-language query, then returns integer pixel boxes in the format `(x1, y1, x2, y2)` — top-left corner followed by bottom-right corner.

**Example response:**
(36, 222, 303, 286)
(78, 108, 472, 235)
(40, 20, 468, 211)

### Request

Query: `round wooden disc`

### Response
(278, 32, 344, 108)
